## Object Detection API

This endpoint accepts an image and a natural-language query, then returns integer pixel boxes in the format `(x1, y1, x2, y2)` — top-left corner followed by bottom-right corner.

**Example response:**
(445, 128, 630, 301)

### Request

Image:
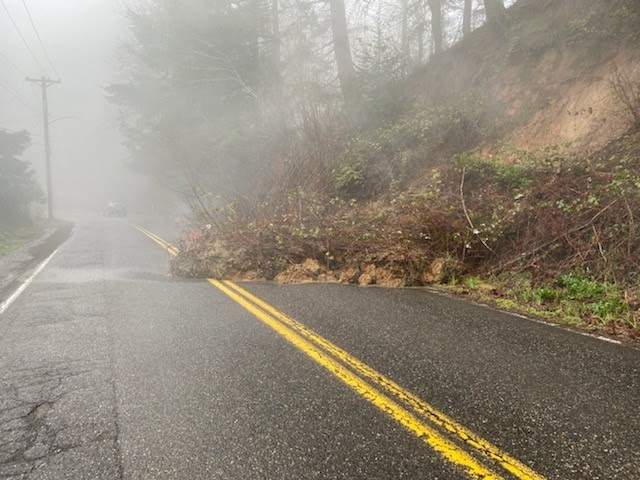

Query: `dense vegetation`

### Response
(172, 131, 640, 339)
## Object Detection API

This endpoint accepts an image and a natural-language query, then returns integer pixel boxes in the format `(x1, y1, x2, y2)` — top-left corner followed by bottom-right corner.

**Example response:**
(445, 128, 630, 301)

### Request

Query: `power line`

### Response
(0, 49, 39, 106)
(21, 0, 59, 77)
(0, 79, 38, 111)
(0, 49, 27, 76)
(0, 0, 48, 74)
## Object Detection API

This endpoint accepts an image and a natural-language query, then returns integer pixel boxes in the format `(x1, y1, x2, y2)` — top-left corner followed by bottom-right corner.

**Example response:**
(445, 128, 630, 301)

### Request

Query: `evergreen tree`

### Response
(0, 130, 43, 225)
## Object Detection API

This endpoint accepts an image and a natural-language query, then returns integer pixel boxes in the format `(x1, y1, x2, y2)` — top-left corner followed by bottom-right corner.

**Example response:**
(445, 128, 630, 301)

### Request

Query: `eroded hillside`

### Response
(409, 0, 640, 153)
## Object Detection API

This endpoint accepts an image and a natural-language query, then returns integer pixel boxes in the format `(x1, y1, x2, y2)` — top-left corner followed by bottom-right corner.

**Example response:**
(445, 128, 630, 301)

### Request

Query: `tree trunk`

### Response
(484, 0, 507, 27)
(401, 0, 409, 74)
(272, 0, 282, 87)
(416, 2, 425, 63)
(329, 0, 360, 120)
(428, 0, 443, 55)
(463, 0, 472, 37)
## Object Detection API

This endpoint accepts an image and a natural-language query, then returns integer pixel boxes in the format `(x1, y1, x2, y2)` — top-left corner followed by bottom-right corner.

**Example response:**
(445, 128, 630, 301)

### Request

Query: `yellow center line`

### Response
(208, 279, 501, 480)
(130, 225, 545, 480)
(131, 224, 179, 256)
(222, 281, 545, 480)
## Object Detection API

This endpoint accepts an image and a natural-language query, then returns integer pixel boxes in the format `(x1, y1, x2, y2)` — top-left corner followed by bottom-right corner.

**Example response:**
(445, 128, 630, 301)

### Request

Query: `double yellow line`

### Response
(132, 225, 545, 480)
(132, 225, 180, 256)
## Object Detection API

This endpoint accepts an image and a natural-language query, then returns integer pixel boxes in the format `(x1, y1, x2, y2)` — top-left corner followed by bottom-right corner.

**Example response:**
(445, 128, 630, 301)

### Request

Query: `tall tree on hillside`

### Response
(107, 0, 274, 194)
(415, 1, 426, 63)
(463, 0, 473, 37)
(484, 0, 506, 27)
(427, 0, 443, 54)
(328, 0, 361, 120)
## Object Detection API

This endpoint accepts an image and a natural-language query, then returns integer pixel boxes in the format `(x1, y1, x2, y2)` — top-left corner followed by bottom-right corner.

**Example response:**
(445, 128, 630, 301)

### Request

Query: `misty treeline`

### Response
(107, 0, 510, 209)
(0, 130, 43, 225)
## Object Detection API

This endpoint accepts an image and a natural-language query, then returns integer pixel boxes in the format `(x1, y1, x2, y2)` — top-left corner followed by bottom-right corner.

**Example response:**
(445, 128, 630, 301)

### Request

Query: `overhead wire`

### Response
(0, 0, 48, 74)
(0, 79, 38, 111)
(0, 49, 28, 77)
(21, 0, 59, 77)
(0, 49, 41, 107)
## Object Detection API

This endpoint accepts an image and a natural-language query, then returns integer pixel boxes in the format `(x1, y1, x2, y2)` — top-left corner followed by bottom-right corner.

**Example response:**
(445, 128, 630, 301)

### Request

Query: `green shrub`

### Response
(589, 297, 629, 320)
(453, 152, 538, 190)
(333, 161, 365, 191)
(533, 287, 561, 304)
(557, 272, 606, 300)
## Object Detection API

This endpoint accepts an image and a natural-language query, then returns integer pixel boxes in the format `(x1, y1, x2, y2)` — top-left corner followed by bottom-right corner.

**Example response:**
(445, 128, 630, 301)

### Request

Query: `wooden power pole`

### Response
(26, 76, 61, 221)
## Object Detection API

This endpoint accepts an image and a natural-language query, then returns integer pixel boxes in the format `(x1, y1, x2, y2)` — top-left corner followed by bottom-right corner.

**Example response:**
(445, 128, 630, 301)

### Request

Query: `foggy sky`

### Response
(1, 0, 151, 214)
(1, 0, 517, 216)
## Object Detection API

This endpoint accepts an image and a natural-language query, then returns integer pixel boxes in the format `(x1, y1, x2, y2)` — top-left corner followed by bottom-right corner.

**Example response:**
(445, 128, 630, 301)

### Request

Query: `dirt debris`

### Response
(231, 270, 264, 282)
(421, 257, 462, 285)
(274, 259, 337, 284)
(338, 267, 360, 284)
(357, 264, 405, 288)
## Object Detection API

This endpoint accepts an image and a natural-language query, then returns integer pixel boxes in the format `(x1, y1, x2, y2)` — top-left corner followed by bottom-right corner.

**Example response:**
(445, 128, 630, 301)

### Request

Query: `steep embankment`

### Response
(408, 0, 640, 153)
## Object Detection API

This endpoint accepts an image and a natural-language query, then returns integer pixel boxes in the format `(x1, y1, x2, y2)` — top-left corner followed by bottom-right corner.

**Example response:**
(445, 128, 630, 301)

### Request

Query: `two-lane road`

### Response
(0, 218, 638, 479)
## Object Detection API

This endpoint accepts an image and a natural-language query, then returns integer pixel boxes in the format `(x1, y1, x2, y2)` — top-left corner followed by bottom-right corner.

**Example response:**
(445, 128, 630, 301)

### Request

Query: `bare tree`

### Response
(428, 0, 443, 54)
(610, 67, 640, 127)
(415, 1, 426, 63)
(401, 0, 409, 73)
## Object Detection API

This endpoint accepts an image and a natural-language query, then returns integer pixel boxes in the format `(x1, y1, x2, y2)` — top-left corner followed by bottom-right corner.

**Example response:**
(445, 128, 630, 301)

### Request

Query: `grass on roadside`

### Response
(438, 271, 639, 340)
(0, 225, 45, 257)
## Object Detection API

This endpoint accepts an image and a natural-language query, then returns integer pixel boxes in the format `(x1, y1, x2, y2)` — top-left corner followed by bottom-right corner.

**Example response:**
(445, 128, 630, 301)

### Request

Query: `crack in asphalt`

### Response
(103, 247, 126, 480)
(0, 365, 119, 478)
(0, 235, 122, 479)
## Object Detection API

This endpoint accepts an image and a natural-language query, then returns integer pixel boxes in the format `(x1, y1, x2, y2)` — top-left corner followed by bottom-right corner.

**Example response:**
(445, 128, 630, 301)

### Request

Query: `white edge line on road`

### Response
(491, 305, 623, 345)
(0, 245, 62, 315)
(423, 286, 624, 347)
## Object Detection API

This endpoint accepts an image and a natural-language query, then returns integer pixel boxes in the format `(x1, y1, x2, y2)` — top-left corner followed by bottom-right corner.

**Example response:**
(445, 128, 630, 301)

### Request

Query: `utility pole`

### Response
(26, 76, 61, 221)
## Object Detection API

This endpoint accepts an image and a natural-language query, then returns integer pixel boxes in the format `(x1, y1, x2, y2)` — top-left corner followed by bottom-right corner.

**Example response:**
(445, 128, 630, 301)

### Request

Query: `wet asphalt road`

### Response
(0, 218, 639, 479)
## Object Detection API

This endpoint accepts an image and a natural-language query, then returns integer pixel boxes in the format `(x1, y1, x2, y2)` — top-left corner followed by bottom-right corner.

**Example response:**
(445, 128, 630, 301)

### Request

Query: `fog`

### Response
(1, 0, 513, 221)
(1, 0, 159, 215)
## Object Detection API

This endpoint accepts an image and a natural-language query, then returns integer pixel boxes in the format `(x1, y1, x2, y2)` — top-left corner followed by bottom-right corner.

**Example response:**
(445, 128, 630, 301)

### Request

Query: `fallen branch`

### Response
(489, 199, 620, 273)
(460, 166, 498, 256)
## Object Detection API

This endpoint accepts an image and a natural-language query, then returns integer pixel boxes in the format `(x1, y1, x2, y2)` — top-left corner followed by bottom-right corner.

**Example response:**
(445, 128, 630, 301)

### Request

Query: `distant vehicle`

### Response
(103, 201, 127, 217)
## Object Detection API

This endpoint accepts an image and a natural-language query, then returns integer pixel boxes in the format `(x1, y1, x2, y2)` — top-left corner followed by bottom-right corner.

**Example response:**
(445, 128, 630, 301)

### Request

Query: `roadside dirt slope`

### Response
(409, 0, 640, 153)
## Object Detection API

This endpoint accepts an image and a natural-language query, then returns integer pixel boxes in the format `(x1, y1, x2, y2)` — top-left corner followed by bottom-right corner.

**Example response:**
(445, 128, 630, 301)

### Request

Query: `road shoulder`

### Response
(0, 221, 72, 309)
